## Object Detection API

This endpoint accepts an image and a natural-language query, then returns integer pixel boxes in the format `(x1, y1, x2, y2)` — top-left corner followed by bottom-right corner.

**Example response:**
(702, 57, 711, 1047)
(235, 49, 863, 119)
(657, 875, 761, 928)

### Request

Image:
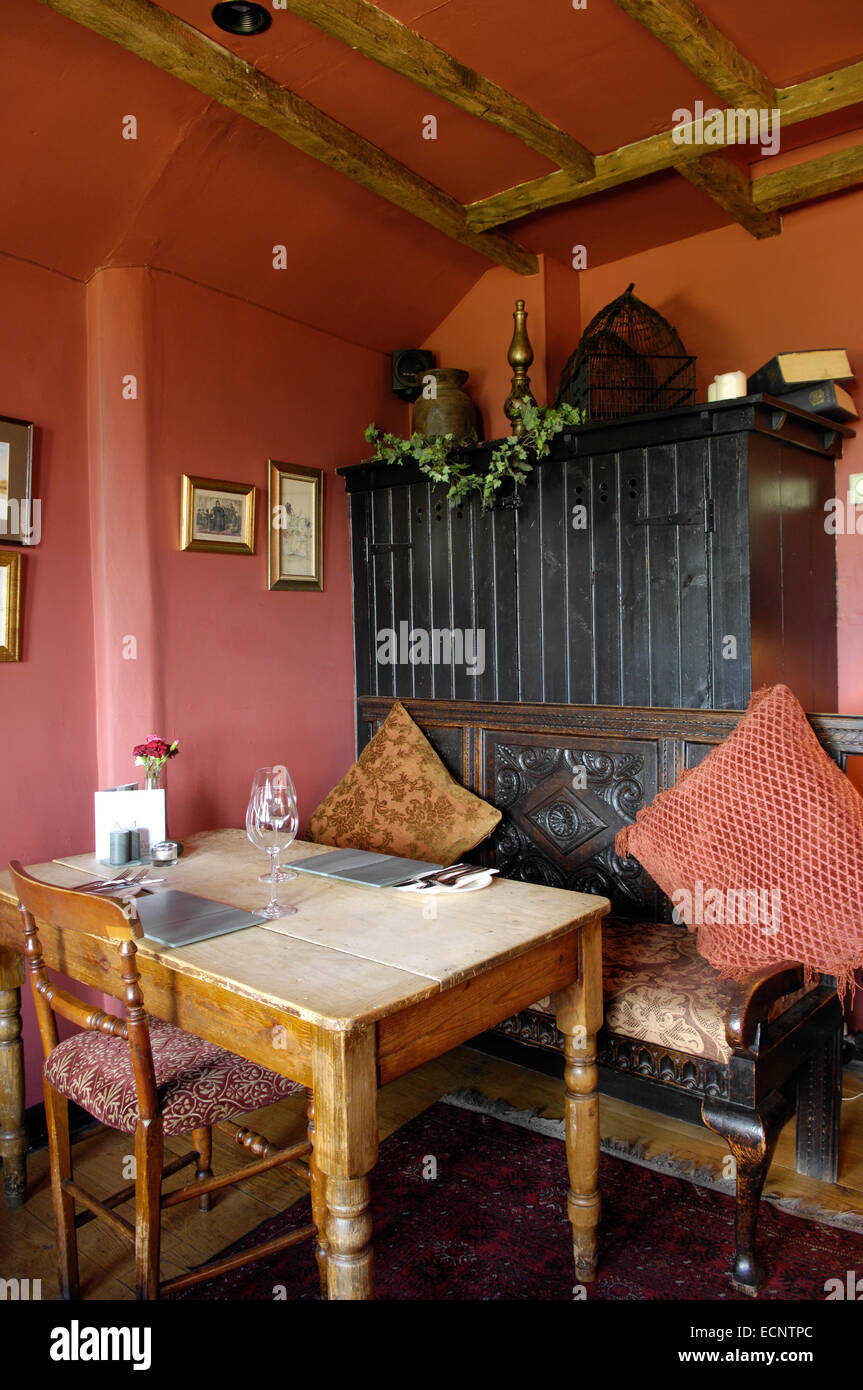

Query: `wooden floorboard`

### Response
(2, 1048, 861, 1299)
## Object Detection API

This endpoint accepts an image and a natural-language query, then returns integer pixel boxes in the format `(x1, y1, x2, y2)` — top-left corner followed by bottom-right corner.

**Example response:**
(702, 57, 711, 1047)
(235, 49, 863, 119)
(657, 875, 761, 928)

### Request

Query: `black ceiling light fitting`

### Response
(211, 3, 272, 36)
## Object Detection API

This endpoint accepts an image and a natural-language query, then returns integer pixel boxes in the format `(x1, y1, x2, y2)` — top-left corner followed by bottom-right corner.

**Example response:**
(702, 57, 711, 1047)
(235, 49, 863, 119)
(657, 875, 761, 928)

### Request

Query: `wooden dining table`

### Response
(0, 828, 609, 1299)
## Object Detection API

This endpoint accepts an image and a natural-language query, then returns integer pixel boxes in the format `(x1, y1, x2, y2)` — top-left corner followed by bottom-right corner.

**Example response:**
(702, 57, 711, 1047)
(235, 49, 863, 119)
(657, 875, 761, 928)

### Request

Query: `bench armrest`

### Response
(725, 961, 806, 1051)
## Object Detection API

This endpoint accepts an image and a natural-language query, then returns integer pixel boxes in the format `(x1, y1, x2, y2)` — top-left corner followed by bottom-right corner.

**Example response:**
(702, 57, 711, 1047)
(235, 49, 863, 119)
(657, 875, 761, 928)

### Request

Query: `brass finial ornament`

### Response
(504, 299, 536, 437)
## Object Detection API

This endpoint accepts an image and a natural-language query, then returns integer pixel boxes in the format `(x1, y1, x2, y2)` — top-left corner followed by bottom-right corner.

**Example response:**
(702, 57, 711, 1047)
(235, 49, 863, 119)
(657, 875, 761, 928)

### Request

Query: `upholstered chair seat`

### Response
(531, 919, 810, 1066)
(44, 1016, 304, 1135)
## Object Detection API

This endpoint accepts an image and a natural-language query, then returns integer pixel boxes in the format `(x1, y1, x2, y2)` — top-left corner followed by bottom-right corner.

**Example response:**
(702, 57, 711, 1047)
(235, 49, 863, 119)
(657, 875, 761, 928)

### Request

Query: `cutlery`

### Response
(75, 870, 161, 895)
(396, 862, 470, 888)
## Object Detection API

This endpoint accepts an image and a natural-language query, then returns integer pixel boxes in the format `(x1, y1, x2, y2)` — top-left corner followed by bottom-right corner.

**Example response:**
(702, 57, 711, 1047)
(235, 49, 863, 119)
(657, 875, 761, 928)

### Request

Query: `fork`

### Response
(75, 869, 153, 894)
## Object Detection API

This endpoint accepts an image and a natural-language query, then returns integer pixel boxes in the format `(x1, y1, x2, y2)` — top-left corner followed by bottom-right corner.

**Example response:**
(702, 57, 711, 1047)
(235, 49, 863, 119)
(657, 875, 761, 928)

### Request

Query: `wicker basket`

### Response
(556, 284, 696, 421)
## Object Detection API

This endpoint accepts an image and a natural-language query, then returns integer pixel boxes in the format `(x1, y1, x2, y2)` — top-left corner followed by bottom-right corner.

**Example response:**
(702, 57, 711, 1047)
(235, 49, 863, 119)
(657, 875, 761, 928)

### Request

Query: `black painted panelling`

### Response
(428, 492, 454, 700)
(348, 410, 841, 711)
(565, 458, 595, 703)
(591, 454, 621, 704)
(350, 493, 373, 698)
(492, 505, 520, 701)
(539, 462, 568, 702)
(708, 432, 751, 709)
(675, 437, 713, 709)
(408, 482, 433, 700)
(618, 447, 651, 707)
(516, 484, 543, 701)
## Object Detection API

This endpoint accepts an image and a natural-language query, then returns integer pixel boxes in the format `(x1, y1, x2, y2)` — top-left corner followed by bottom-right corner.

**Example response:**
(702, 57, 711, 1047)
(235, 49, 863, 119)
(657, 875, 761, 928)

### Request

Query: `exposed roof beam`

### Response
(753, 142, 863, 212)
(465, 61, 863, 231)
(612, 0, 776, 108)
(678, 152, 781, 237)
(278, 0, 595, 177)
(39, 0, 538, 275)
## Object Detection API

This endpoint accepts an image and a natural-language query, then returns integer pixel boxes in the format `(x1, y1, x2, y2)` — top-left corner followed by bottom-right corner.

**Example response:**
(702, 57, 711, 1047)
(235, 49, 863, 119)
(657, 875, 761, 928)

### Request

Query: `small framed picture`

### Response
(0, 551, 22, 662)
(0, 416, 35, 546)
(268, 461, 323, 591)
(180, 476, 256, 554)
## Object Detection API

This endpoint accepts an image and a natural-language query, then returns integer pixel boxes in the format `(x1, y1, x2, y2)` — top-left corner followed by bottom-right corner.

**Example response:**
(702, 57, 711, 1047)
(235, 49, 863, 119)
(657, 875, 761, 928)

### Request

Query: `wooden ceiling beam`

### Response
(466, 61, 863, 231)
(678, 152, 781, 237)
(38, 0, 538, 275)
(277, 0, 595, 177)
(753, 143, 863, 212)
(612, 0, 776, 108)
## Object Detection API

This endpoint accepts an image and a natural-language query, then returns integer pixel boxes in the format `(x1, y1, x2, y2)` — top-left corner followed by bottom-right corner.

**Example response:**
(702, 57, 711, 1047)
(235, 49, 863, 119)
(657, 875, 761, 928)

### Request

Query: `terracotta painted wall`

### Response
(420, 255, 581, 440)
(143, 268, 405, 841)
(6, 260, 405, 1105)
(0, 254, 96, 1104)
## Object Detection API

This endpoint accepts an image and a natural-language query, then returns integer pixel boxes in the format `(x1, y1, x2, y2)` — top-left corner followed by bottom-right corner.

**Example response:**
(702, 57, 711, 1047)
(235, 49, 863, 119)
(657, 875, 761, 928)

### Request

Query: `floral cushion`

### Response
(530, 920, 811, 1064)
(308, 700, 501, 866)
(44, 1017, 303, 1136)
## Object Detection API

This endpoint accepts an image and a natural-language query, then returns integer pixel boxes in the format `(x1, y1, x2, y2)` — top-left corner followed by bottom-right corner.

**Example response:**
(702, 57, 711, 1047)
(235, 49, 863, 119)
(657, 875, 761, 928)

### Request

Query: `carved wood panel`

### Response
(481, 730, 664, 917)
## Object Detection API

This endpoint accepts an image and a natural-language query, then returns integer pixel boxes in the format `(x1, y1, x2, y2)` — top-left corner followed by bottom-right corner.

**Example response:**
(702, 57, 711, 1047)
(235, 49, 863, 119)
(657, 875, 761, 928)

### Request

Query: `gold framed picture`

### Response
(180, 475, 256, 554)
(268, 461, 323, 591)
(0, 551, 21, 662)
(0, 416, 35, 546)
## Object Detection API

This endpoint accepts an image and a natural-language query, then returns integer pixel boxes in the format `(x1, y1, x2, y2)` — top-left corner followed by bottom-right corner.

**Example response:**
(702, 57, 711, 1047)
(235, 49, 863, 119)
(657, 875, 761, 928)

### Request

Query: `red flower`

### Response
(133, 737, 179, 763)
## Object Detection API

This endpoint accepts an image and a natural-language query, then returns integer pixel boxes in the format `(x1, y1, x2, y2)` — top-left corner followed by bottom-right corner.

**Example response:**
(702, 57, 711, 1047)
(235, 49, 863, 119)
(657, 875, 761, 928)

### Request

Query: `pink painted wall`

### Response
(144, 268, 405, 841)
(6, 259, 404, 1105)
(0, 254, 97, 1104)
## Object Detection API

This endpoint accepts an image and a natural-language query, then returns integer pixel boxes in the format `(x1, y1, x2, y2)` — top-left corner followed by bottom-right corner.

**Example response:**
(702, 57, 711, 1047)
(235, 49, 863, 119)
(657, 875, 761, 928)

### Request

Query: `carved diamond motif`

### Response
(525, 786, 607, 855)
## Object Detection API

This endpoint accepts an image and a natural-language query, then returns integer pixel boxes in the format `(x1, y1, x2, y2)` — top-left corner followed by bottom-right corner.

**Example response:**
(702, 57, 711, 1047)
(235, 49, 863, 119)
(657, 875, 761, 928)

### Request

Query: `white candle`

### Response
(715, 371, 747, 400)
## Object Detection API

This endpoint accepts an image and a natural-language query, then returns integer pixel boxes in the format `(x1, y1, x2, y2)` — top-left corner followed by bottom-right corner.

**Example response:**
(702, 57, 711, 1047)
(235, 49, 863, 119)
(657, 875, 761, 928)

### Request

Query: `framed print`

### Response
(0, 416, 35, 546)
(180, 475, 255, 554)
(268, 461, 323, 591)
(0, 551, 21, 662)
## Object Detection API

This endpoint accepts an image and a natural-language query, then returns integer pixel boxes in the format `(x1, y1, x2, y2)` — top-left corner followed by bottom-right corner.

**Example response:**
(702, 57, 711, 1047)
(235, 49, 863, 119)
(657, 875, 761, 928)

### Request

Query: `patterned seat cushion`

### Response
(44, 1017, 303, 1136)
(530, 920, 811, 1065)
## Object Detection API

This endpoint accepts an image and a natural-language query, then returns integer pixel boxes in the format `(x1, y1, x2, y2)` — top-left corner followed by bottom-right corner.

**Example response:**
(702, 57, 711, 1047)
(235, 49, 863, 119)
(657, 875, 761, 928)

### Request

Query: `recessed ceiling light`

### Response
(211, 3, 272, 36)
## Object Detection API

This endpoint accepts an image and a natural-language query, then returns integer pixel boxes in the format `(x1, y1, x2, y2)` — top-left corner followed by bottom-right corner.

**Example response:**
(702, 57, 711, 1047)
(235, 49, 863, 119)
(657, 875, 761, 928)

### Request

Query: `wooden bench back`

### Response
(356, 699, 863, 920)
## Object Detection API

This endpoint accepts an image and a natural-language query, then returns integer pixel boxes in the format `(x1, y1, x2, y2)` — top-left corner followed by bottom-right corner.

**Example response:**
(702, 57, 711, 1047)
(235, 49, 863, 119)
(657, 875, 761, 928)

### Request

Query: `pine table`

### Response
(0, 828, 609, 1299)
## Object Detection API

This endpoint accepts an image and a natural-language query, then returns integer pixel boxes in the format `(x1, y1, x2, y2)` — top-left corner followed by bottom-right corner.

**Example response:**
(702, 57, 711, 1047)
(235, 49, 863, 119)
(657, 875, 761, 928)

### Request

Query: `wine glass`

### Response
(246, 772, 298, 920)
(247, 767, 298, 883)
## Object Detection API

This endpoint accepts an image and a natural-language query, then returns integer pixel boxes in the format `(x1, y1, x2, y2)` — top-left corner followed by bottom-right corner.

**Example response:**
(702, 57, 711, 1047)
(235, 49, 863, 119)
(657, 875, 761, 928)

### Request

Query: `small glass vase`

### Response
(144, 770, 163, 792)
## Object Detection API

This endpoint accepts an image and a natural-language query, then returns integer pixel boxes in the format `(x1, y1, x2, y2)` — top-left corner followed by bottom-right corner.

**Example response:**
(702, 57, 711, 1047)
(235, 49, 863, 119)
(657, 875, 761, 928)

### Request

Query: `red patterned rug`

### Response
(170, 1099, 863, 1301)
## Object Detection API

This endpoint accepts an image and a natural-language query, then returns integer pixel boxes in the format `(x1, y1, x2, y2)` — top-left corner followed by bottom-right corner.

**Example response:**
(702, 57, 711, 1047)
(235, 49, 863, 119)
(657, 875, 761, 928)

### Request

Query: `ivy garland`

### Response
(364, 400, 584, 511)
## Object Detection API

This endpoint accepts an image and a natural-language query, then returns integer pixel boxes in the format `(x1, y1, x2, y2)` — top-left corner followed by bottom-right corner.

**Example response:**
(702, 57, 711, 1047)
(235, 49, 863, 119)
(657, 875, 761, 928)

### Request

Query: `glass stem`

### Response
(267, 849, 280, 912)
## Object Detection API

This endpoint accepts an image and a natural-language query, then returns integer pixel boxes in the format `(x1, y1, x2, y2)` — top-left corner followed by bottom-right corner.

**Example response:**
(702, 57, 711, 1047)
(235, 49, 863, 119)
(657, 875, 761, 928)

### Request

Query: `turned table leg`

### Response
(553, 914, 604, 1285)
(312, 1026, 378, 1301)
(306, 1089, 329, 1297)
(0, 948, 27, 1207)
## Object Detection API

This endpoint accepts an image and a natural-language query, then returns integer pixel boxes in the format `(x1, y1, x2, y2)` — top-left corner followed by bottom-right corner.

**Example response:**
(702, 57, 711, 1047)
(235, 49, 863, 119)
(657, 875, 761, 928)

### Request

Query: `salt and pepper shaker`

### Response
(109, 830, 130, 866)
(151, 840, 179, 866)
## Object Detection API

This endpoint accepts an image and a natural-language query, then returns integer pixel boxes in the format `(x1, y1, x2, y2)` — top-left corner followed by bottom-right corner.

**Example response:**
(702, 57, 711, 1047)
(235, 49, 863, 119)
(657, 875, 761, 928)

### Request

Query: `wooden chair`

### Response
(10, 862, 326, 1300)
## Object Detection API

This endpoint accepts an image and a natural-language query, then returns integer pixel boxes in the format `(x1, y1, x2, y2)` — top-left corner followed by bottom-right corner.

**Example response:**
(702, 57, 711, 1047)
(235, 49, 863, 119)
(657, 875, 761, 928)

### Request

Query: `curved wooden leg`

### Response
(702, 1090, 791, 1296)
(44, 1081, 79, 1299)
(0, 952, 27, 1208)
(554, 915, 604, 1285)
(192, 1127, 213, 1213)
(306, 1089, 329, 1297)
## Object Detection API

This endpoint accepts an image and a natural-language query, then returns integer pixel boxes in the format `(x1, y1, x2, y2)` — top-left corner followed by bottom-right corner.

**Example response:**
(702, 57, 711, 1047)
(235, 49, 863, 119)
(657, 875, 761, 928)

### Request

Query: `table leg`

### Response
(0, 948, 27, 1207)
(311, 1025, 378, 1300)
(553, 914, 604, 1284)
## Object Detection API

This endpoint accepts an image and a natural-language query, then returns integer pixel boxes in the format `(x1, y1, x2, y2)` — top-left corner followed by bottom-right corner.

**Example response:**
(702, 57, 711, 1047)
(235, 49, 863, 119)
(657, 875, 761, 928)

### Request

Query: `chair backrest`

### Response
(8, 861, 159, 1121)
